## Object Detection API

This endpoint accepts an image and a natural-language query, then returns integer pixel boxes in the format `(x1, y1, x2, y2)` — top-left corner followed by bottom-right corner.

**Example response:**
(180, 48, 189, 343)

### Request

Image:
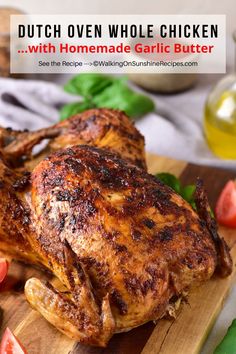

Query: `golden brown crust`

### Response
(194, 179, 232, 277)
(0, 158, 42, 265)
(49, 109, 146, 169)
(29, 145, 218, 332)
(0, 109, 146, 170)
(0, 109, 232, 346)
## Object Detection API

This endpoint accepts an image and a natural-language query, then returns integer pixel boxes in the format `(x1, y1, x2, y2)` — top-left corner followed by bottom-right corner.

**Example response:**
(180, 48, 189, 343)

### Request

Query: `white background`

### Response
(10, 14, 226, 74)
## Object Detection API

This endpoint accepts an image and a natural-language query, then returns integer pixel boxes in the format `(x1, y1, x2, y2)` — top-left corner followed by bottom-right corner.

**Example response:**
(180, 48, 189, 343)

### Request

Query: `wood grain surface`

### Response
(0, 153, 235, 354)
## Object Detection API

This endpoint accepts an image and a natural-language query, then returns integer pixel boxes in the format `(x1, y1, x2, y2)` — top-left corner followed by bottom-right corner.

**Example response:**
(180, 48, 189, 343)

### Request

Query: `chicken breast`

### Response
(0, 109, 146, 265)
(0, 109, 231, 347)
(24, 145, 231, 346)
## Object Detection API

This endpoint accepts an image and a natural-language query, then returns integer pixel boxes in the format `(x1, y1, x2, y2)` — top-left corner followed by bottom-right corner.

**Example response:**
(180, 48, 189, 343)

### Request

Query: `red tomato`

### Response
(215, 180, 236, 228)
(0, 328, 27, 354)
(0, 259, 8, 283)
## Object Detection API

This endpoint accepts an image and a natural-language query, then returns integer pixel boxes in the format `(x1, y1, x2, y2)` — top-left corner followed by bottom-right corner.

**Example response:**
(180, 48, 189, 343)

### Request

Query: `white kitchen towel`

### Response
(0, 78, 75, 130)
(0, 76, 235, 170)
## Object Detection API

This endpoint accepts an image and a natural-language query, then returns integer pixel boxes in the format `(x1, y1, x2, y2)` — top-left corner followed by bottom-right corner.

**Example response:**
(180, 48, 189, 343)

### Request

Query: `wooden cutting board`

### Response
(0, 153, 235, 354)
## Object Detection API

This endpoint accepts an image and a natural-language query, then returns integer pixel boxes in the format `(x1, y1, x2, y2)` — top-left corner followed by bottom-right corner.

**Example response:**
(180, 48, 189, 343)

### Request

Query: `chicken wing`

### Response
(0, 109, 231, 347)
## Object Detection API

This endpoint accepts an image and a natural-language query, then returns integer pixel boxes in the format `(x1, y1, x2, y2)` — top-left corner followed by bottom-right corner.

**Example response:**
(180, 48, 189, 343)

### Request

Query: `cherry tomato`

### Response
(215, 180, 236, 228)
(0, 259, 8, 283)
(0, 328, 27, 354)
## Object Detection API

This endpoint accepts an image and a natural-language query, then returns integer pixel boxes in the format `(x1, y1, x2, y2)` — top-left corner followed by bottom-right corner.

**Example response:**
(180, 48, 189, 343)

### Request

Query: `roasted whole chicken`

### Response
(0, 109, 232, 347)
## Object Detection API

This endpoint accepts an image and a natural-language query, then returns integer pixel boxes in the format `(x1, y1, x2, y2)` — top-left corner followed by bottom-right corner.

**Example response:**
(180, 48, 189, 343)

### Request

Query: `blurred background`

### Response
(1, 0, 235, 34)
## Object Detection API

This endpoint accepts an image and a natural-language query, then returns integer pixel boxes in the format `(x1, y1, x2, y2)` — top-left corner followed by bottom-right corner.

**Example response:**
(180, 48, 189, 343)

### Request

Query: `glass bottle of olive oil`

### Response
(204, 33, 236, 159)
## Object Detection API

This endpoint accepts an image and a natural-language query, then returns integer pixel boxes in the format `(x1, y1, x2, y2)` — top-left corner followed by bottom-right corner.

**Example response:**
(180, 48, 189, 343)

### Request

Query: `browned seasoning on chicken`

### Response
(0, 109, 232, 347)
(0, 108, 146, 170)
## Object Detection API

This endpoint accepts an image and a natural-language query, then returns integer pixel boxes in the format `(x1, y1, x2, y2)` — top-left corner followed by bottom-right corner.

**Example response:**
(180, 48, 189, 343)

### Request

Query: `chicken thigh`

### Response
(0, 109, 232, 347)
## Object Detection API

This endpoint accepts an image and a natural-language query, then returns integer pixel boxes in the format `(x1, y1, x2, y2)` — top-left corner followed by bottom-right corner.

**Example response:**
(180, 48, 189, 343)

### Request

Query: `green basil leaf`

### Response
(156, 173, 181, 194)
(210, 208, 215, 218)
(59, 101, 94, 121)
(189, 201, 197, 210)
(214, 319, 236, 354)
(64, 73, 114, 98)
(124, 91, 155, 118)
(156, 173, 214, 216)
(93, 81, 154, 118)
(181, 185, 196, 203)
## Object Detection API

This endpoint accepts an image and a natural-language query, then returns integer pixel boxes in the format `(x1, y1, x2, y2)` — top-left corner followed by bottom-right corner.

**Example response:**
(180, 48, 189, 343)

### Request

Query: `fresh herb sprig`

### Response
(60, 74, 154, 120)
(213, 319, 236, 354)
(156, 172, 196, 210)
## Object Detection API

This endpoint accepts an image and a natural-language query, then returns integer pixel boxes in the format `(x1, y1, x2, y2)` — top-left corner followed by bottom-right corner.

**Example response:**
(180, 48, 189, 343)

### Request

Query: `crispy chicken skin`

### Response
(0, 158, 40, 264)
(23, 145, 231, 346)
(0, 109, 146, 267)
(0, 108, 146, 170)
(0, 109, 232, 347)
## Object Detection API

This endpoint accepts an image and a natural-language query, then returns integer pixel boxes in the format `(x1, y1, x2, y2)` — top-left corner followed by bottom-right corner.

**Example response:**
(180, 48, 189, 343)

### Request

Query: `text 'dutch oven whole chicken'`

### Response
(0, 109, 232, 347)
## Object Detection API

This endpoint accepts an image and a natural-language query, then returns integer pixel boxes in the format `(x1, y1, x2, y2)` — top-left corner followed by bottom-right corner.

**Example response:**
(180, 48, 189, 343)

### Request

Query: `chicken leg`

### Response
(0, 109, 232, 347)
(20, 144, 231, 346)
(25, 242, 115, 346)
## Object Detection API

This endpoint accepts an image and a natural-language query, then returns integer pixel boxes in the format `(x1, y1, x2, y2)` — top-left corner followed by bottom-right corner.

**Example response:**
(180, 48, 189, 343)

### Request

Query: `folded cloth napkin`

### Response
(0, 78, 75, 130)
(0, 76, 235, 170)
